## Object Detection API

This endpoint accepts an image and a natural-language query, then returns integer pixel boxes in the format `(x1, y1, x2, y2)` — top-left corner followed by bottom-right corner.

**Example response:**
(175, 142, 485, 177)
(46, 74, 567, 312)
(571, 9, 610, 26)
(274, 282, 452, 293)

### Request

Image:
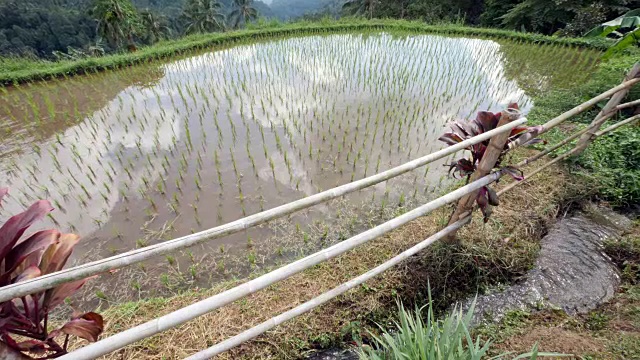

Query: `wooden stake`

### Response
(444, 108, 521, 243)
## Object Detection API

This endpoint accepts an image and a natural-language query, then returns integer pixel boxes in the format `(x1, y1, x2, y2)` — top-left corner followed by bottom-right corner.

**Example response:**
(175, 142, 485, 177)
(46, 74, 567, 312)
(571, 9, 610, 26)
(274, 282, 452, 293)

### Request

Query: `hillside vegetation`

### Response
(1, 0, 639, 59)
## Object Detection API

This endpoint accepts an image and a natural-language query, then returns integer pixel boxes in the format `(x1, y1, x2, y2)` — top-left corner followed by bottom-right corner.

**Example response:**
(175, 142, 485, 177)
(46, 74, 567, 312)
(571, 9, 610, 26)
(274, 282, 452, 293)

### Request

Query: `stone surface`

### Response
(306, 348, 359, 360)
(465, 206, 631, 324)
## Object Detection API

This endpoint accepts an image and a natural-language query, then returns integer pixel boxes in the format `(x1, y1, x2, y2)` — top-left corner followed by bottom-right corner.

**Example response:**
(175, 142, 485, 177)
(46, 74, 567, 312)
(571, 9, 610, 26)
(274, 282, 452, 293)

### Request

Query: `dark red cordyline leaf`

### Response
(43, 277, 92, 311)
(510, 126, 530, 137)
(0, 200, 54, 263)
(0, 339, 30, 359)
(54, 312, 104, 343)
(475, 111, 499, 132)
(448, 159, 475, 178)
(476, 189, 492, 223)
(12, 265, 41, 284)
(5, 230, 59, 277)
(438, 132, 465, 146)
(487, 187, 500, 206)
(14, 339, 47, 354)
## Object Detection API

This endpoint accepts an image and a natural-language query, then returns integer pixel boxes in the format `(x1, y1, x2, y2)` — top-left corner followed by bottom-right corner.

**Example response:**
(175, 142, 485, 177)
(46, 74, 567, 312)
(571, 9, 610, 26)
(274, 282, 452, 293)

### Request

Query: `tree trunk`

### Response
(126, 33, 137, 53)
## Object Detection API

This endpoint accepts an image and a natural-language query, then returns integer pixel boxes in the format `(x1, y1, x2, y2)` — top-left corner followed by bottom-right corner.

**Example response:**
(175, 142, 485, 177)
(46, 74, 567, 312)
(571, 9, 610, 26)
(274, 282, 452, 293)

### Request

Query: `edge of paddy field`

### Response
(0, 18, 616, 86)
(56, 51, 640, 358)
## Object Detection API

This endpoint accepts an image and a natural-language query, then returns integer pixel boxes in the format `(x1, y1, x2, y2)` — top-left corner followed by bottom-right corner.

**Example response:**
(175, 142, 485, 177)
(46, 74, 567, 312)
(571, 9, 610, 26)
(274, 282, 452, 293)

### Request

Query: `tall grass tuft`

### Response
(359, 291, 567, 360)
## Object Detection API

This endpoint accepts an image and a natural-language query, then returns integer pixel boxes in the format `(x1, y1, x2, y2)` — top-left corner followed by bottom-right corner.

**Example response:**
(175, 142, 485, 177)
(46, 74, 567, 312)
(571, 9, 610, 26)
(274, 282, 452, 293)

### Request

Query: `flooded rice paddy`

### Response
(0, 32, 600, 300)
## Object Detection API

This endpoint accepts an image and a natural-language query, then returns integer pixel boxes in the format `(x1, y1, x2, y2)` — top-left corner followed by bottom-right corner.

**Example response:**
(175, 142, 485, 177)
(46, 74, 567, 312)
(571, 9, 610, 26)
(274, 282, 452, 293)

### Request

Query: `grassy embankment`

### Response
(0, 17, 612, 85)
(7, 18, 633, 359)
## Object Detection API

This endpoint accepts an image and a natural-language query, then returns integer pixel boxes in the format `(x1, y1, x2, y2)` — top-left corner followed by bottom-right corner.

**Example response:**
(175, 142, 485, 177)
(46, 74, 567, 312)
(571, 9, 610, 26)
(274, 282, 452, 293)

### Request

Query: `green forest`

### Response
(1, 0, 639, 58)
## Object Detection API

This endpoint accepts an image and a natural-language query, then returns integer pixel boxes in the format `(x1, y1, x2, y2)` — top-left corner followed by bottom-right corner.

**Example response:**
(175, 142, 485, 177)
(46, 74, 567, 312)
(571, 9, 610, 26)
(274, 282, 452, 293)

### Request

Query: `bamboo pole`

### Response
(445, 108, 521, 242)
(516, 123, 597, 167)
(498, 114, 639, 196)
(616, 98, 640, 111)
(497, 148, 578, 196)
(59, 172, 504, 360)
(574, 62, 640, 155)
(184, 216, 472, 360)
(537, 77, 640, 134)
(0, 119, 526, 304)
(594, 114, 640, 137)
(539, 78, 640, 133)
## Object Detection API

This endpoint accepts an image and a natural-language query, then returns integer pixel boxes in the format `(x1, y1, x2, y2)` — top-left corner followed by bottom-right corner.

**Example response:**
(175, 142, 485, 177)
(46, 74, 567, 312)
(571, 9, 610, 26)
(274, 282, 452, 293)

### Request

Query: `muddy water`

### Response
(0, 32, 600, 299)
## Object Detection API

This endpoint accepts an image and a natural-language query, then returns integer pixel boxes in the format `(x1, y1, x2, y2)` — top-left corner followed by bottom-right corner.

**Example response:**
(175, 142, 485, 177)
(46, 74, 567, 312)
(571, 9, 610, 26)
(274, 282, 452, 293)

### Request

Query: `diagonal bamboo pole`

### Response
(574, 62, 640, 155)
(444, 108, 521, 242)
(594, 113, 640, 137)
(184, 216, 472, 360)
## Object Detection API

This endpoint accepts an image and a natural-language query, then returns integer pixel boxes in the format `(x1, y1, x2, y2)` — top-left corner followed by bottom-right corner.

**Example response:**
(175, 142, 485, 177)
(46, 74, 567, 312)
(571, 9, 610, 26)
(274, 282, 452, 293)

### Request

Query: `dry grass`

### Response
(65, 148, 589, 359)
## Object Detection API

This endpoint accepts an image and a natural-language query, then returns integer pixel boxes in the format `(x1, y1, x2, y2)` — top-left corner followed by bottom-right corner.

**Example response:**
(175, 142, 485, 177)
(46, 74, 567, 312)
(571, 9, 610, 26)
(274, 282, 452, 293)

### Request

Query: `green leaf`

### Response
(603, 27, 640, 60)
(620, 16, 640, 30)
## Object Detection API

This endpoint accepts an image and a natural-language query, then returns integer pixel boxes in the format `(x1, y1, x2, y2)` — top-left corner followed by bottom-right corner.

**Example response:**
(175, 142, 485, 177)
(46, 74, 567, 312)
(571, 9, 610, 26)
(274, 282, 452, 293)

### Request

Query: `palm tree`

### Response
(92, 0, 140, 51)
(229, 0, 259, 29)
(342, 0, 378, 20)
(182, 0, 226, 35)
(140, 9, 171, 44)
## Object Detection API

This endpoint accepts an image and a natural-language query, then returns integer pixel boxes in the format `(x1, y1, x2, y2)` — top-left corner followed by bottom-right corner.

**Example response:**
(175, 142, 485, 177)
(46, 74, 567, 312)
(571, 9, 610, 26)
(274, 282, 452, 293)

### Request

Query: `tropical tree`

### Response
(342, 0, 379, 19)
(229, 0, 259, 29)
(181, 0, 226, 34)
(91, 0, 140, 52)
(140, 9, 171, 44)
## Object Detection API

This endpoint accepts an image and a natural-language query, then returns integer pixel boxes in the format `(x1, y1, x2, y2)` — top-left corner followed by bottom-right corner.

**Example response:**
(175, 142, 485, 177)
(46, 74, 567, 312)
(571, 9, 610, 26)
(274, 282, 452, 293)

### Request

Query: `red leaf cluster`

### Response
(0, 188, 103, 359)
(438, 104, 543, 221)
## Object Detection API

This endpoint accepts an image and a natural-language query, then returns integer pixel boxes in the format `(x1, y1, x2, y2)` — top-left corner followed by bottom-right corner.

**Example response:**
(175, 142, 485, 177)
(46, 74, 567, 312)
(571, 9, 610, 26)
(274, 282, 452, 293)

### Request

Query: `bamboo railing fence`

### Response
(0, 63, 637, 360)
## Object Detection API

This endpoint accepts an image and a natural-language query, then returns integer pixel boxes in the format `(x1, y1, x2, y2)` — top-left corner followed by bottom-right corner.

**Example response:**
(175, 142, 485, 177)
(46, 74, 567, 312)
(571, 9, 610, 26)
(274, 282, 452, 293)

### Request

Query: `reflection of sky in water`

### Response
(0, 33, 535, 239)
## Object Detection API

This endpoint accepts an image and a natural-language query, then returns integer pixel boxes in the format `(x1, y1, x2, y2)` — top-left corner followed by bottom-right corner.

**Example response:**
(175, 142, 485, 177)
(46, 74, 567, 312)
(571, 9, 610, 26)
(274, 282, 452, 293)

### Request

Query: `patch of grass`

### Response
(604, 228, 640, 283)
(360, 298, 564, 360)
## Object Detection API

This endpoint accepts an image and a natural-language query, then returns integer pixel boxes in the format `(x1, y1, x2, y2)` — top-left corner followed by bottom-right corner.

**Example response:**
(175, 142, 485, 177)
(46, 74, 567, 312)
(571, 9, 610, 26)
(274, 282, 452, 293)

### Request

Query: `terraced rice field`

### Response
(0, 31, 600, 298)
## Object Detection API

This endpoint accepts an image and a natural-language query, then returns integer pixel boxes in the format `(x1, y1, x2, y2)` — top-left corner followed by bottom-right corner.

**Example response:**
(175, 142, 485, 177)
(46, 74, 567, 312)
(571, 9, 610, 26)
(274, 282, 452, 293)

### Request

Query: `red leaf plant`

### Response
(0, 189, 103, 359)
(438, 103, 544, 222)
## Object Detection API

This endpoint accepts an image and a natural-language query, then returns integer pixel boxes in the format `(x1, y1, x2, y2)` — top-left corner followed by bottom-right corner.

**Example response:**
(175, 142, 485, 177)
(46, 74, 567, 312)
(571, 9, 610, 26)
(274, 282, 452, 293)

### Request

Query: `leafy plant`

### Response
(438, 103, 543, 221)
(585, 9, 640, 59)
(0, 188, 103, 359)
